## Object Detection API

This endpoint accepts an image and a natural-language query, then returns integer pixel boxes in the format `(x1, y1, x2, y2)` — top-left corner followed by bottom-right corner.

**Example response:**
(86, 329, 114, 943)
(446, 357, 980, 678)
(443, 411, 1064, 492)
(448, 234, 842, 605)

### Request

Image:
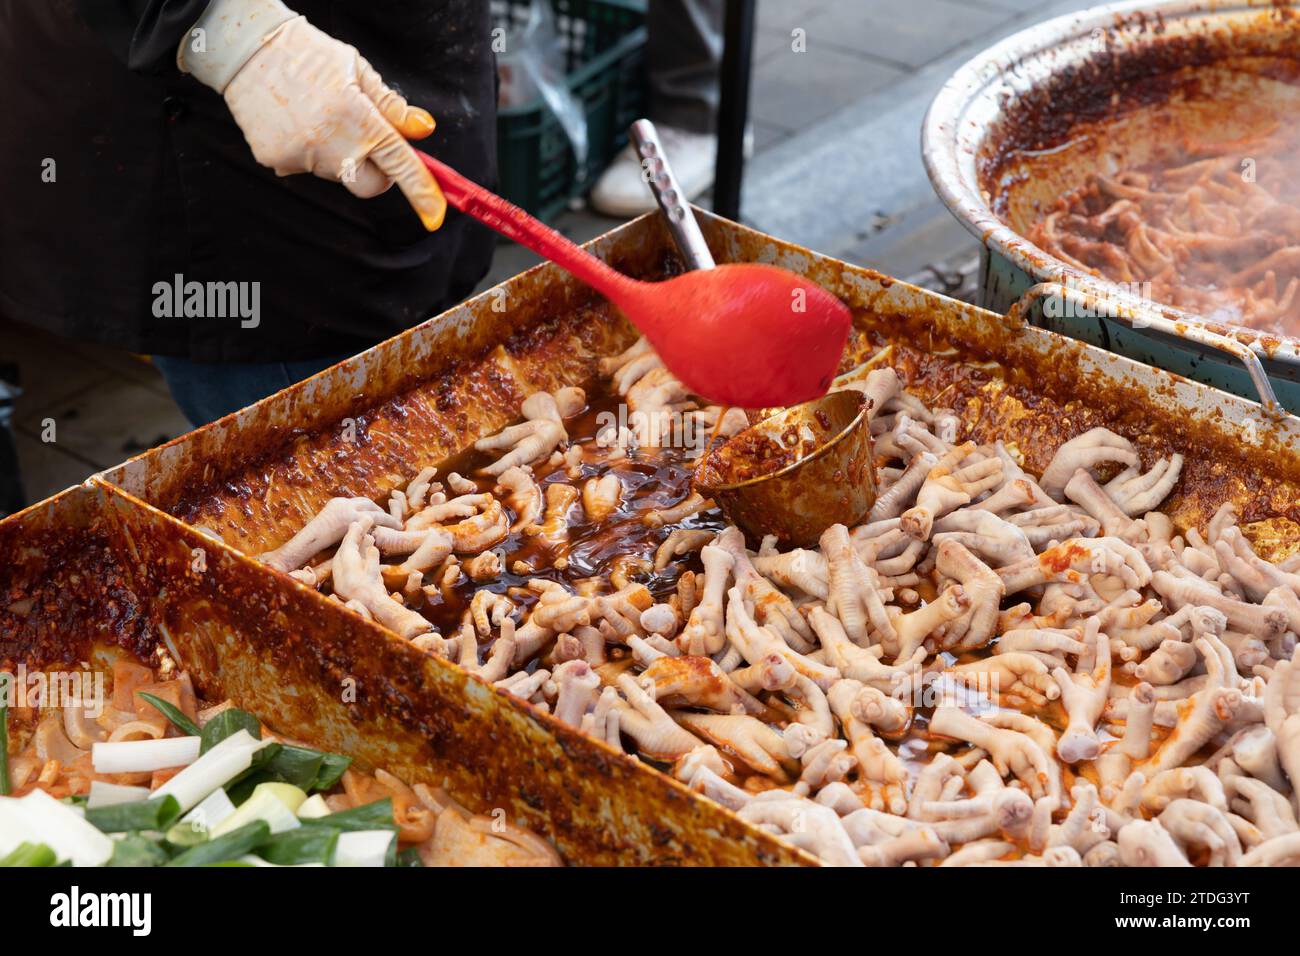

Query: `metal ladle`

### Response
(630, 120, 878, 547)
(694, 388, 876, 547)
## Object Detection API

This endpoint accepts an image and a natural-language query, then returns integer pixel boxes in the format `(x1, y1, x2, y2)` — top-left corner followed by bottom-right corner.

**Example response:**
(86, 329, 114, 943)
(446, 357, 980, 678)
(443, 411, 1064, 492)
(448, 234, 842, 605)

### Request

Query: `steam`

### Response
(1031, 123, 1300, 336)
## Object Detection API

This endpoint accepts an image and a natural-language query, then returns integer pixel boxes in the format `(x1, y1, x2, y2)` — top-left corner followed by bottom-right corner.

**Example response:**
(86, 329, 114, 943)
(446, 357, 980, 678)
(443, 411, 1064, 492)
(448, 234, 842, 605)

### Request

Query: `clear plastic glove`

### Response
(179, 0, 446, 230)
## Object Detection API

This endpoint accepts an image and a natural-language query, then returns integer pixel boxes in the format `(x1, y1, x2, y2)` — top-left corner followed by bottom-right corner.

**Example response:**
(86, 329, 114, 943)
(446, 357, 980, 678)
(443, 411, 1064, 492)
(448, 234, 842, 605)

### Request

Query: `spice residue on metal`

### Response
(695, 389, 876, 548)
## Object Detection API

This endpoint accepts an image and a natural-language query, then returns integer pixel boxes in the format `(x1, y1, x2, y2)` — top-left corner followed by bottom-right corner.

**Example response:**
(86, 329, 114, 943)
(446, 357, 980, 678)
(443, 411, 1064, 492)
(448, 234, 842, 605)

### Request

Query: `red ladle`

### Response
(417, 150, 851, 409)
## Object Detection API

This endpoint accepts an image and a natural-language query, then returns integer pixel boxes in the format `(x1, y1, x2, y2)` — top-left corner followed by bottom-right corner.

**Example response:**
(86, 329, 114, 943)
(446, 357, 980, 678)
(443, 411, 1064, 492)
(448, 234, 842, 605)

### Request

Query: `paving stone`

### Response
(13, 431, 97, 504)
(754, 27, 796, 62)
(742, 0, 1096, 257)
(17, 375, 191, 470)
(800, 0, 1013, 69)
(834, 199, 980, 279)
(967, 0, 1060, 13)
(751, 44, 904, 132)
(1, 319, 114, 416)
(756, 0, 833, 36)
(752, 119, 793, 152)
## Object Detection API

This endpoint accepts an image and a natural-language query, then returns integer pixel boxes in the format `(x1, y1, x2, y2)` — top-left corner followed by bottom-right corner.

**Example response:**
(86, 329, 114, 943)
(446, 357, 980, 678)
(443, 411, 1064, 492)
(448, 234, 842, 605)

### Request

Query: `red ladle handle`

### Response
(417, 150, 636, 306)
(416, 149, 853, 410)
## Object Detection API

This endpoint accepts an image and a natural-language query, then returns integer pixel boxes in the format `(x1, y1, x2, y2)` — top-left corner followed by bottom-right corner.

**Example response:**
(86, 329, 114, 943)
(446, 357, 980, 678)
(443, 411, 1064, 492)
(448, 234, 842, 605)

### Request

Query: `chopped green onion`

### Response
(153, 730, 275, 813)
(312, 752, 352, 792)
(296, 794, 331, 819)
(264, 746, 324, 790)
(85, 795, 181, 833)
(0, 703, 10, 796)
(257, 826, 339, 866)
(200, 709, 261, 755)
(221, 774, 263, 808)
(224, 742, 282, 799)
(178, 786, 236, 839)
(0, 842, 56, 867)
(0, 799, 26, 857)
(107, 835, 169, 867)
(165, 821, 270, 867)
(87, 781, 152, 809)
(210, 783, 303, 839)
(92, 736, 201, 774)
(164, 820, 210, 850)
(137, 692, 201, 737)
(235, 855, 328, 867)
(10, 789, 114, 867)
(301, 798, 396, 833)
(331, 829, 395, 867)
(226, 746, 319, 803)
(396, 846, 424, 867)
(228, 745, 354, 803)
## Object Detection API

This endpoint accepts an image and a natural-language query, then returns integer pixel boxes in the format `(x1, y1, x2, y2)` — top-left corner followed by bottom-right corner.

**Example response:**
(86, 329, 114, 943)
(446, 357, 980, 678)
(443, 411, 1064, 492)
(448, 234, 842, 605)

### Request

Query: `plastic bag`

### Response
(497, 0, 589, 168)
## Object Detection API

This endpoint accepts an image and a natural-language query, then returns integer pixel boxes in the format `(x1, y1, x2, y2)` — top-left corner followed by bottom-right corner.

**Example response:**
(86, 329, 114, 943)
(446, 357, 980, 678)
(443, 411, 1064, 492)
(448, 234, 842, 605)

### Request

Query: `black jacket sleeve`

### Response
(72, 0, 212, 73)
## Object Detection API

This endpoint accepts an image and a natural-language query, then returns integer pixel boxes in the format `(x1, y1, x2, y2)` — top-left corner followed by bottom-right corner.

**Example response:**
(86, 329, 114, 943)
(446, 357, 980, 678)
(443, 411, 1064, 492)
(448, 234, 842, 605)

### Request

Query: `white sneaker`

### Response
(590, 125, 745, 218)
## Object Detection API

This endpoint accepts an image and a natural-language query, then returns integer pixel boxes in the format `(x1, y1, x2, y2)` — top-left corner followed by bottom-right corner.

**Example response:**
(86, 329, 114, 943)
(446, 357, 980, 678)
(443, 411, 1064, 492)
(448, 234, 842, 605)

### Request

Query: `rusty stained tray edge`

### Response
(82, 476, 820, 867)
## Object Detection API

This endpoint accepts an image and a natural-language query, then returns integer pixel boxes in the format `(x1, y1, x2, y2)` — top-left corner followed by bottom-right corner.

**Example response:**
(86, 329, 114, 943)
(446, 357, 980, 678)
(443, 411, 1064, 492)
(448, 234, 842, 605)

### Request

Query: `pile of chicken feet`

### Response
(258, 338, 1300, 867)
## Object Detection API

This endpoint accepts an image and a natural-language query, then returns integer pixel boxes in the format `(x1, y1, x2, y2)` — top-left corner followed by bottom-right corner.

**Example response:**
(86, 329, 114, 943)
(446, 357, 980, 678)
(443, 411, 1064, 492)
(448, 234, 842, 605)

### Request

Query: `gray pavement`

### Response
(4, 0, 1094, 507)
(741, 0, 1094, 272)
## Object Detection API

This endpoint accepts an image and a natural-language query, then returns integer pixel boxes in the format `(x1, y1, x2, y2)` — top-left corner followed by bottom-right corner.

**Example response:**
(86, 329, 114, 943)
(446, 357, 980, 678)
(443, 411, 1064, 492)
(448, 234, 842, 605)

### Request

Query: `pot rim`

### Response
(921, 0, 1300, 363)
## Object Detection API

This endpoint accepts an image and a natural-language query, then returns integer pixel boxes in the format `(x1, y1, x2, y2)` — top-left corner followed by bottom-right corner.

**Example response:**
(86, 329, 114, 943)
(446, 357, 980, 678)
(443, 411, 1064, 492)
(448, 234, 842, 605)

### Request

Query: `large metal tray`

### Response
(4, 210, 1299, 867)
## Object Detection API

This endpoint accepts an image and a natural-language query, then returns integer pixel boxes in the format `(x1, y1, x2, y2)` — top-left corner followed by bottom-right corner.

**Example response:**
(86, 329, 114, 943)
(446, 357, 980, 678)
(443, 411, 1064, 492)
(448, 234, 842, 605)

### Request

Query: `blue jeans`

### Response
(153, 353, 352, 427)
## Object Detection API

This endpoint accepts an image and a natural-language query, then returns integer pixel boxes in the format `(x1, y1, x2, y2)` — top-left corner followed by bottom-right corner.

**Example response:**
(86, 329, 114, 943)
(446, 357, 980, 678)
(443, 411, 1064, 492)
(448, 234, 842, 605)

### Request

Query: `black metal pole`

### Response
(713, 0, 756, 221)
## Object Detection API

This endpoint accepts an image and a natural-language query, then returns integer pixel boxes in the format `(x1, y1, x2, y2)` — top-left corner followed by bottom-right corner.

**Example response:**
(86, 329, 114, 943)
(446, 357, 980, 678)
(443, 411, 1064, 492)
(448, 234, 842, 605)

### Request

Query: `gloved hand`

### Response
(179, 0, 446, 230)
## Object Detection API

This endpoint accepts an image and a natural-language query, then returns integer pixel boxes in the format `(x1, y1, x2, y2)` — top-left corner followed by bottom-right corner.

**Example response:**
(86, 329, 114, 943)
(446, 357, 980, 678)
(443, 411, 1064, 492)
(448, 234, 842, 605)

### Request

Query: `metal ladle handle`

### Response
(630, 119, 716, 271)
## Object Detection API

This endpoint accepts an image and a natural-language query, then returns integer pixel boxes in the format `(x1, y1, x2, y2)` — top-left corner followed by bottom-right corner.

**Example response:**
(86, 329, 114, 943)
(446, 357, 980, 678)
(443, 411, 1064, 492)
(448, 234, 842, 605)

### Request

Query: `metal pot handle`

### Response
(1008, 282, 1284, 419)
(630, 119, 716, 271)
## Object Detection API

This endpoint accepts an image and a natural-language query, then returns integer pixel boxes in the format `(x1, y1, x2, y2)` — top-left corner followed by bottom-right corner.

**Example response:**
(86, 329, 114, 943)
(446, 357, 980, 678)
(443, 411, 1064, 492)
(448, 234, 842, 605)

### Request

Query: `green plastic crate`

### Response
(494, 0, 648, 222)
